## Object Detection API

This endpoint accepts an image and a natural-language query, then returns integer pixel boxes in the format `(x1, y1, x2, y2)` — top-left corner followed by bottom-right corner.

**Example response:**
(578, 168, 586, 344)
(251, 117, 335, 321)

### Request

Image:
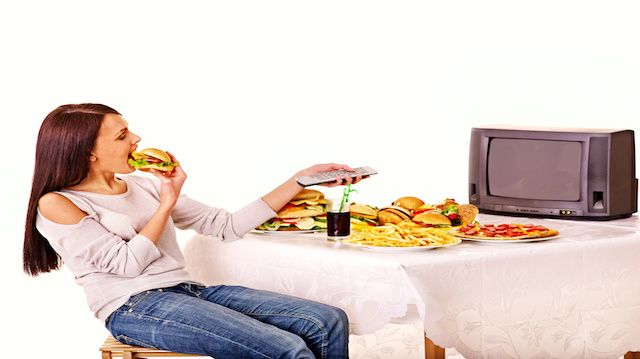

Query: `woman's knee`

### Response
(319, 305, 349, 334)
(306, 305, 349, 359)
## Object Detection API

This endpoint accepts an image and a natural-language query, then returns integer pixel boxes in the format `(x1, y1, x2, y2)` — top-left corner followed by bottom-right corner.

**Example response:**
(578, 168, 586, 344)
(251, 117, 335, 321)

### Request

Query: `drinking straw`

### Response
(339, 184, 357, 212)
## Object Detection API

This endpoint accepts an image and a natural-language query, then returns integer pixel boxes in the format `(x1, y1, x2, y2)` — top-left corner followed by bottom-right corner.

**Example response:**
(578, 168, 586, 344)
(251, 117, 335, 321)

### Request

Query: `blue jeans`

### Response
(106, 283, 349, 358)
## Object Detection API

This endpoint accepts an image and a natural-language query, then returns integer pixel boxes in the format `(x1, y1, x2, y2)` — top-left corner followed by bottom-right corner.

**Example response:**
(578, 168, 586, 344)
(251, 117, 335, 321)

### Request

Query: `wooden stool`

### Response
(100, 336, 204, 358)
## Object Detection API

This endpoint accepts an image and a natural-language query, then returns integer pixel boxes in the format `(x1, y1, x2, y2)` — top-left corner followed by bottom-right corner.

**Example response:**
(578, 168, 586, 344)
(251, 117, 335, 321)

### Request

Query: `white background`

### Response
(1, 1, 638, 357)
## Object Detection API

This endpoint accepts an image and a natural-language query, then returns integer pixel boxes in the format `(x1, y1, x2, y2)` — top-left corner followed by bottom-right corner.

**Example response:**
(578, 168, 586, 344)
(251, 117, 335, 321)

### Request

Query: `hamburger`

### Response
(412, 211, 453, 227)
(377, 206, 412, 225)
(350, 203, 379, 231)
(128, 148, 179, 172)
(257, 189, 327, 231)
(392, 196, 425, 211)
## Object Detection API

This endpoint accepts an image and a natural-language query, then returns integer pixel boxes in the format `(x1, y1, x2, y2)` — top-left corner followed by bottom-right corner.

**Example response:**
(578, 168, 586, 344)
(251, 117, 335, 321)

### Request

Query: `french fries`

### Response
(344, 220, 460, 247)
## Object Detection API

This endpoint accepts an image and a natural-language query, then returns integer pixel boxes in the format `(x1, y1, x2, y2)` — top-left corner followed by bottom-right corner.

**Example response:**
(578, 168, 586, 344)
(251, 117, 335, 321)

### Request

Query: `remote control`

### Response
(295, 166, 378, 187)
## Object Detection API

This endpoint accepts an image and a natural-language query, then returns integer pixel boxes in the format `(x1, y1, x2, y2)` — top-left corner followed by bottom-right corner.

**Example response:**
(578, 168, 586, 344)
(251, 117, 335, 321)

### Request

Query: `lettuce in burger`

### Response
(128, 148, 179, 172)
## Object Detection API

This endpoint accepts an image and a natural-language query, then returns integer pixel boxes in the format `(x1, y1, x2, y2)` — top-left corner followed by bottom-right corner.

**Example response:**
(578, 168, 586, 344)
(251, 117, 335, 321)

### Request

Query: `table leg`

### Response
(625, 352, 640, 359)
(424, 333, 445, 359)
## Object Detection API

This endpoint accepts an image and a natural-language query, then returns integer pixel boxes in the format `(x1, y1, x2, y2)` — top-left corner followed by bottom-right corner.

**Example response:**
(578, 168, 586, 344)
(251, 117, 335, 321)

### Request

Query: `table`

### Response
(183, 214, 640, 358)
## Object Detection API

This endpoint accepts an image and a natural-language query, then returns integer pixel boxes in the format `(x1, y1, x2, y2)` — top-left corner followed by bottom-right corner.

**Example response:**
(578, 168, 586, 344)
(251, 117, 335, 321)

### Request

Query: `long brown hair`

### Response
(23, 104, 121, 276)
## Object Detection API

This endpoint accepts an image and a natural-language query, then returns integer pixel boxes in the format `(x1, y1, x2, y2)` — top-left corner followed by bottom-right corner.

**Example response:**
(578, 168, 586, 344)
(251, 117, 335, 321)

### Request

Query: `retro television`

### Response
(469, 125, 637, 220)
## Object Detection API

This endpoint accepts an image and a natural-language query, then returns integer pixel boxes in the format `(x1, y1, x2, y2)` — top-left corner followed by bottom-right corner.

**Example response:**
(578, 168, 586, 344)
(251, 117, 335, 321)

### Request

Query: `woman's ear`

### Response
(90, 154, 97, 162)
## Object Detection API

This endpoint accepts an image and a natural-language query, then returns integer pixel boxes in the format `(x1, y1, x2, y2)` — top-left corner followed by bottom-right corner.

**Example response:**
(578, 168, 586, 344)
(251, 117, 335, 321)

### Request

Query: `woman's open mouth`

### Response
(127, 153, 135, 168)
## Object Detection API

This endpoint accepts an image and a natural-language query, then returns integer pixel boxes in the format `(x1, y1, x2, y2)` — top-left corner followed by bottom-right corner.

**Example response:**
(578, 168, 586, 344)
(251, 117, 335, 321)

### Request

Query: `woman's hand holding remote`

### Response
(262, 163, 366, 214)
(295, 163, 362, 187)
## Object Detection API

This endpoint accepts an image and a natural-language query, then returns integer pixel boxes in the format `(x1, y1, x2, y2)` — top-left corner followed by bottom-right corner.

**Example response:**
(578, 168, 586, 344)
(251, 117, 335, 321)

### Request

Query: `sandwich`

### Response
(257, 189, 327, 231)
(377, 206, 412, 225)
(128, 148, 179, 172)
(412, 198, 479, 226)
(350, 203, 379, 231)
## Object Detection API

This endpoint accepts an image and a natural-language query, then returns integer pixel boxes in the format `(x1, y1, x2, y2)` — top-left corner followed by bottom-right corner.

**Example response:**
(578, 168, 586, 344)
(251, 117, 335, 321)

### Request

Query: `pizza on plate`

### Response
(453, 223, 559, 240)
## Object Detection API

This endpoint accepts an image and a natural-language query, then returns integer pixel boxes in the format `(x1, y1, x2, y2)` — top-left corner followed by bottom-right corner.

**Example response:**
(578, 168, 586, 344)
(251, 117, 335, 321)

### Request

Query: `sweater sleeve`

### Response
(36, 213, 161, 278)
(128, 175, 276, 241)
(171, 196, 276, 241)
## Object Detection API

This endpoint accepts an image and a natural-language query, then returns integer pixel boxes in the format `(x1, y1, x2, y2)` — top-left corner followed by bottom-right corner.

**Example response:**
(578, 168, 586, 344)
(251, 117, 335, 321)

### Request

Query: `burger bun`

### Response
(350, 203, 378, 219)
(377, 206, 412, 225)
(412, 211, 452, 226)
(137, 148, 172, 163)
(292, 189, 325, 201)
(392, 196, 425, 210)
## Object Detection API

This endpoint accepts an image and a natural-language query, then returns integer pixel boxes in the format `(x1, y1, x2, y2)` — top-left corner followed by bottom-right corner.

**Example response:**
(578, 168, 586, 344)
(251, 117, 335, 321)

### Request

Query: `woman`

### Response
(24, 104, 364, 358)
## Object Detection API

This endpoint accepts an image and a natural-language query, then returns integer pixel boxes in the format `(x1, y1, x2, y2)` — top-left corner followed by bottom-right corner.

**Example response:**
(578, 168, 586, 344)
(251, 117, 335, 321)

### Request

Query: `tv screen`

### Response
(487, 139, 582, 201)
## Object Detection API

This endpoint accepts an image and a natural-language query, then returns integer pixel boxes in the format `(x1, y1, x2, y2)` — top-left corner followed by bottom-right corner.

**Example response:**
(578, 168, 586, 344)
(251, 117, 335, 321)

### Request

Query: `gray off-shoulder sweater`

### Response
(36, 175, 275, 322)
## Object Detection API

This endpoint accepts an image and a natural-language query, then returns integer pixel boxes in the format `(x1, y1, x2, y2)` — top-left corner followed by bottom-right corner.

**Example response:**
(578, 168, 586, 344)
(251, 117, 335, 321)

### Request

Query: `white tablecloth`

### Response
(183, 214, 640, 358)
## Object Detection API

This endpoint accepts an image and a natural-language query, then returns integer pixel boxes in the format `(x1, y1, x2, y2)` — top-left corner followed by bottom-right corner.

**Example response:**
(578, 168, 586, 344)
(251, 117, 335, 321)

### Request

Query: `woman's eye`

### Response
(117, 134, 127, 140)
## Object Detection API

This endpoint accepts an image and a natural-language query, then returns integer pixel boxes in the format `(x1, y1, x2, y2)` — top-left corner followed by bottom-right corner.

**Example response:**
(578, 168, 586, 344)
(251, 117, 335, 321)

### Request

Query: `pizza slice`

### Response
(453, 223, 559, 240)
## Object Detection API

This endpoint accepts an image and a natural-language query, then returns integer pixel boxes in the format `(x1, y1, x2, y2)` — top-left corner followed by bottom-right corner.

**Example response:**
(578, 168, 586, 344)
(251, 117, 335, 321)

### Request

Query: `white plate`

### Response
(459, 235, 559, 244)
(340, 238, 461, 252)
(251, 229, 326, 235)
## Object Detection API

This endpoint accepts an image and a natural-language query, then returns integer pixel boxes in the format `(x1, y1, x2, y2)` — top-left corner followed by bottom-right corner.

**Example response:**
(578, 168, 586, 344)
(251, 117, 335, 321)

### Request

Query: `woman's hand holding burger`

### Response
(150, 151, 186, 210)
(133, 150, 186, 246)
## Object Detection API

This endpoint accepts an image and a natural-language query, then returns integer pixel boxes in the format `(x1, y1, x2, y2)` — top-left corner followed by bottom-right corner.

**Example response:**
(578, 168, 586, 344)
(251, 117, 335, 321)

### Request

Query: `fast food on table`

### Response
(356, 197, 479, 228)
(453, 223, 559, 240)
(412, 198, 479, 226)
(344, 220, 460, 248)
(256, 191, 481, 236)
(349, 203, 379, 231)
(256, 189, 327, 231)
(390, 197, 479, 227)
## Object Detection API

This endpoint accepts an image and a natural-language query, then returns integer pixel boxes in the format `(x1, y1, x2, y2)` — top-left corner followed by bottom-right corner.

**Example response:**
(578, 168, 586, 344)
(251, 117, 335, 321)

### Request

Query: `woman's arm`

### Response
(38, 192, 173, 246)
(165, 163, 364, 239)
(37, 194, 163, 277)
(261, 163, 364, 212)
(140, 151, 187, 243)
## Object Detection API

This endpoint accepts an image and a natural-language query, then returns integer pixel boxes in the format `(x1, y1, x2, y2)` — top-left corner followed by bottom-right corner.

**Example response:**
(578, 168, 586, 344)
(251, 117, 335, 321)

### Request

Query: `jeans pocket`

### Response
(116, 334, 158, 349)
(124, 290, 154, 311)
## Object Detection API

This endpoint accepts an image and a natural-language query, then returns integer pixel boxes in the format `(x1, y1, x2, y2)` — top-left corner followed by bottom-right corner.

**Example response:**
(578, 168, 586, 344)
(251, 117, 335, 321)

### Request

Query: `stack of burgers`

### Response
(378, 196, 478, 228)
(257, 189, 327, 231)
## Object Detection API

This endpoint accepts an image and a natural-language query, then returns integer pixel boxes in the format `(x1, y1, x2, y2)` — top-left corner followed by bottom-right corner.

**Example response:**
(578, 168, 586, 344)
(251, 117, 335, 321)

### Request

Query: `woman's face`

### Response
(91, 113, 141, 174)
